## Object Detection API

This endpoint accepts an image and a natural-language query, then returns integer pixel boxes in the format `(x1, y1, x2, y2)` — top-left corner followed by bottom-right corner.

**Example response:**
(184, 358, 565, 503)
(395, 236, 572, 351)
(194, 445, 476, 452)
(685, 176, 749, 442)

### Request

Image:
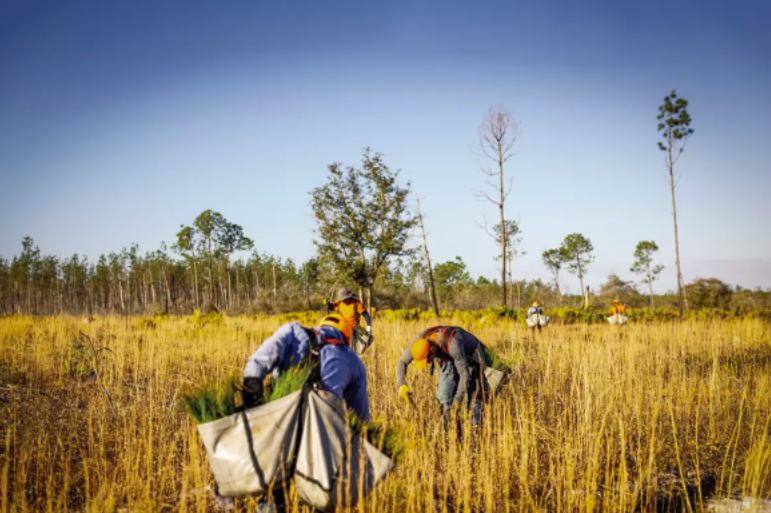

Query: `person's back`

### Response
(320, 343, 370, 421)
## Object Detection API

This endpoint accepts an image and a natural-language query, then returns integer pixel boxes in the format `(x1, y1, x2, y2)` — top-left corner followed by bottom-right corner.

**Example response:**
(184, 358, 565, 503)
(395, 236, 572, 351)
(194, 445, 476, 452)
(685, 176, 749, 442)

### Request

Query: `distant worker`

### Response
(608, 299, 629, 325)
(608, 299, 628, 318)
(219, 314, 369, 512)
(526, 302, 546, 339)
(326, 289, 373, 354)
(396, 326, 487, 426)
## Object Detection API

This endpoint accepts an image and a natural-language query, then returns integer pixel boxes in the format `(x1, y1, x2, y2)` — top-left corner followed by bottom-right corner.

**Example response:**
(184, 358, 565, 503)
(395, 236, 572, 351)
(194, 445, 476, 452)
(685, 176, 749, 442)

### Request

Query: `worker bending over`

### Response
(220, 314, 369, 512)
(243, 314, 369, 420)
(396, 326, 487, 425)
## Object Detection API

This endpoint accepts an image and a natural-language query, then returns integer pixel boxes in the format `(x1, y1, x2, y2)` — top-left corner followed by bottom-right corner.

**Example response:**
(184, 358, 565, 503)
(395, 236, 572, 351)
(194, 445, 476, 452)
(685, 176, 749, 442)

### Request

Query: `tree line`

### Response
(2, 91, 767, 316)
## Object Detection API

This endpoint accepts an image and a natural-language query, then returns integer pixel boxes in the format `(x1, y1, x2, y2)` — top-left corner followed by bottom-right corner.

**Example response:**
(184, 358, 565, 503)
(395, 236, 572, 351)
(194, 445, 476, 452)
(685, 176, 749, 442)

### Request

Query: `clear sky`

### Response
(1, 0, 770, 293)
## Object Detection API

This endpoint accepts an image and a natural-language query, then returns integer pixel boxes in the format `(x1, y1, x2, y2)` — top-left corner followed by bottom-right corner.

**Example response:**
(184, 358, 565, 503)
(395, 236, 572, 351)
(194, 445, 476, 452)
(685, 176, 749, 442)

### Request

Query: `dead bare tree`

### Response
(473, 104, 519, 308)
(415, 194, 440, 318)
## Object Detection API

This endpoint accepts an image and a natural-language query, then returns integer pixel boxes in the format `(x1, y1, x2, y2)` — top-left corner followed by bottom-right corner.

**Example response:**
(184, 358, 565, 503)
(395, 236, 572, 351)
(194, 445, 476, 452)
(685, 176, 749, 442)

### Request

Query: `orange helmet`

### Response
(411, 338, 432, 370)
(320, 314, 352, 342)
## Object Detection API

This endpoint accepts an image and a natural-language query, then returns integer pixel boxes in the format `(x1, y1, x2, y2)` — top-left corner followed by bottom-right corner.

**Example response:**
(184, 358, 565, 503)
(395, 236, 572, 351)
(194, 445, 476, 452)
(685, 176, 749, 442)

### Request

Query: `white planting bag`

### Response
(484, 367, 509, 392)
(294, 390, 394, 512)
(608, 314, 628, 325)
(526, 314, 551, 328)
(197, 390, 303, 497)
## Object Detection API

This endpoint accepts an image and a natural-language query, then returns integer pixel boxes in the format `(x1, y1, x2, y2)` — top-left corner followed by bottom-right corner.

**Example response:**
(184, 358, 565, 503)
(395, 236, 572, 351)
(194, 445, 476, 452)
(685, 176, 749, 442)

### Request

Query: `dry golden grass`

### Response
(2, 315, 771, 512)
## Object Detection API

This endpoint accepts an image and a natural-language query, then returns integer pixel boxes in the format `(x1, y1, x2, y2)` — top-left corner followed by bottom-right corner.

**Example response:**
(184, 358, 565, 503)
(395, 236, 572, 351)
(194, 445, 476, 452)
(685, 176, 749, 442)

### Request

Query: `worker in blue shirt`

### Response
(216, 314, 369, 512)
(242, 314, 370, 421)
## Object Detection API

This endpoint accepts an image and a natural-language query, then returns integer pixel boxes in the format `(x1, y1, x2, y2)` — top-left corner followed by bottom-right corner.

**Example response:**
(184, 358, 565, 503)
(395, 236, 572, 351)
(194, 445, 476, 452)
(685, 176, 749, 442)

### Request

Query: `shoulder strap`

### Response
(419, 326, 444, 339)
(439, 328, 457, 353)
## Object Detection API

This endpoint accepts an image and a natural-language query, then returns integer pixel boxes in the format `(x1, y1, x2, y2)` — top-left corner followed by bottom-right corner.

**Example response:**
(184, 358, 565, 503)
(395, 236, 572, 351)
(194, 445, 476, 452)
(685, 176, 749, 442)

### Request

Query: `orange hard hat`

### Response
(320, 314, 352, 342)
(411, 338, 432, 370)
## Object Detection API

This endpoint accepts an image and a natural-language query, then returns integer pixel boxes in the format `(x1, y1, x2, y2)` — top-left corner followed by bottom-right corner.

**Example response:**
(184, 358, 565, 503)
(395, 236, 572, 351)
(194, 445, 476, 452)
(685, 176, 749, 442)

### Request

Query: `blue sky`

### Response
(1, 0, 770, 292)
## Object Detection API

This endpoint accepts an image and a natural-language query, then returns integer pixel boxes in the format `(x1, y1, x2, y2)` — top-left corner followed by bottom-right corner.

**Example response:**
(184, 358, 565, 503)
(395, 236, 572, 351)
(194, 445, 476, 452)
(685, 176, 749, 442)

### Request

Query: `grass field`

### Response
(2, 314, 771, 512)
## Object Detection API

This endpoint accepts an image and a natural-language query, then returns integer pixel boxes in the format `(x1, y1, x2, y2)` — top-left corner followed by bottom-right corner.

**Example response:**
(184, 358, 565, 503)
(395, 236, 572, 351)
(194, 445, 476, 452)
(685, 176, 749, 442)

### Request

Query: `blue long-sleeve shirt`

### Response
(319, 343, 370, 421)
(244, 322, 370, 421)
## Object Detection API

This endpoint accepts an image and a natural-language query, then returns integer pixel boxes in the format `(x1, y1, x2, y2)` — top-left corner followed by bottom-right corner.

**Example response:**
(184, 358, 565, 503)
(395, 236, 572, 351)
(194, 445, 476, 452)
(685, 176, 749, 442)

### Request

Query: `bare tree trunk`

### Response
(226, 254, 232, 310)
(192, 258, 199, 309)
(577, 260, 587, 309)
(163, 266, 170, 314)
(499, 151, 507, 308)
(647, 263, 655, 309)
(235, 264, 240, 308)
(668, 143, 685, 319)
(416, 195, 440, 318)
(272, 261, 277, 300)
(118, 279, 125, 314)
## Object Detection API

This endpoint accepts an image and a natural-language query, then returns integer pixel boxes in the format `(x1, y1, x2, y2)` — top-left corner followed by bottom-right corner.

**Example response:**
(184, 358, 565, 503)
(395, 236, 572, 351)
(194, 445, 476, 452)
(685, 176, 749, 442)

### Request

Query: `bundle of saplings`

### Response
(182, 377, 241, 424)
(345, 413, 405, 462)
(483, 347, 513, 373)
(181, 365, 310, 424)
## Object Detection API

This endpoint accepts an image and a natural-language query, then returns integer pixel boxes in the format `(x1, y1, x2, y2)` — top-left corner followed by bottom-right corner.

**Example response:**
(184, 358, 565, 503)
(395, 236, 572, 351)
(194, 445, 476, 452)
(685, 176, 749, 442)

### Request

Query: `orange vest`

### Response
(334, 300, 365, 334)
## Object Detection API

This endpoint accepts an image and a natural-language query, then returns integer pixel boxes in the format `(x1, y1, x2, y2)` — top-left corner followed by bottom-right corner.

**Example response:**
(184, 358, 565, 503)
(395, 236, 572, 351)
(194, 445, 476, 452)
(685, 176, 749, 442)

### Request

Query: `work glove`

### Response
(242, 377, 264, 408)
(398, 384, 412, 403)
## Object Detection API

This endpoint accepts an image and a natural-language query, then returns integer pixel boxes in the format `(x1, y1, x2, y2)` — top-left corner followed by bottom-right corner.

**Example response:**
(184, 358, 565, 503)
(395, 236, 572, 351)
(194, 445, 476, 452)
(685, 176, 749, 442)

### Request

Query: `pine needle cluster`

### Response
(484, 347, 513, 373)
(265, 364, 312, 403)
(181, 376, 241, 424)
(346, 413, 404, 462)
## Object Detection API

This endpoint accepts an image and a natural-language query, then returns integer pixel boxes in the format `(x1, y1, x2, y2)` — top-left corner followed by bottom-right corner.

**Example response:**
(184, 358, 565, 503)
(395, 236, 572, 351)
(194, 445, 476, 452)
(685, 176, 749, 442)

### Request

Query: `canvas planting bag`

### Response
(197, 390, 303, 497)
(294, 390, 395, 512)
(526, 313, 551, 328)
(608, 315, 628, 325)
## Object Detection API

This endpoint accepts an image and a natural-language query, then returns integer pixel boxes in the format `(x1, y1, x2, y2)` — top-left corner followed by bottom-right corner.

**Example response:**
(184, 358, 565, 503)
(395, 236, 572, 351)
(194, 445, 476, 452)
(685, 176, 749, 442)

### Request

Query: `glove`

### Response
(398, 385, 412, 403)
(242, 377, 264, 408)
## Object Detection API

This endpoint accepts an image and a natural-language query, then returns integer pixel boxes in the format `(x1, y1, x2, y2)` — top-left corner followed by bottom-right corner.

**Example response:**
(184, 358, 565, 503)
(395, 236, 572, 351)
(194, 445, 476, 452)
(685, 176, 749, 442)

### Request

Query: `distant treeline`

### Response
(1, 236, 769, 316)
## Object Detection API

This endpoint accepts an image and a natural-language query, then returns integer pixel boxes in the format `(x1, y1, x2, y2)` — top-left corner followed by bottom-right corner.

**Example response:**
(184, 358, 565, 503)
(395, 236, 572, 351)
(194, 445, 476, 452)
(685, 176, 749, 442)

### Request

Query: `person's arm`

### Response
(244, 324, 294, 379)
(447, 335, 470, 405)
(395, 344, 414, 388)
(242, 323, 297, 407)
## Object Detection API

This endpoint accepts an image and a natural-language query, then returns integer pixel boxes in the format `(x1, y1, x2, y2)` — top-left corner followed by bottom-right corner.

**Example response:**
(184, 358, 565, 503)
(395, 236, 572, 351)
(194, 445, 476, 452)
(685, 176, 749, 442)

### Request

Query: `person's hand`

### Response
(242, 377, 264, 408)
(398, 385, 412, 403)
